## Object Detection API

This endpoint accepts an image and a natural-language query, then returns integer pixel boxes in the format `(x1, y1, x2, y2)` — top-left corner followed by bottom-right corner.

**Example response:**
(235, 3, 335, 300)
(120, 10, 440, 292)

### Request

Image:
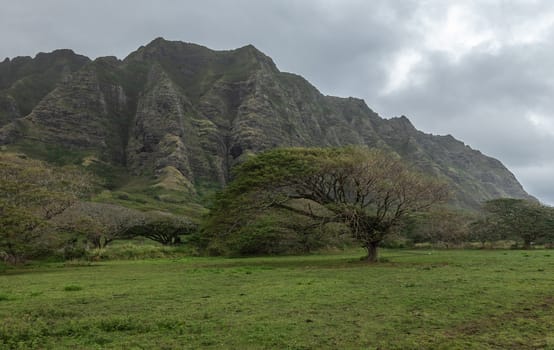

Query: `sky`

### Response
(1, 0, 553, 204)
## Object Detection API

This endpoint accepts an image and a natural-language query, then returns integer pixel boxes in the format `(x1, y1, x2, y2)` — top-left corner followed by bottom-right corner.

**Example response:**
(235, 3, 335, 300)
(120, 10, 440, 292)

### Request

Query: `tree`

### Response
(0, 206, 43, 264)
(125, 212, 196, 245)
(202, 147, 448, 262)
(468, 216, 501, 248)
(482, 198, 554, 249)
(407, 208, 472, 248)
(54, 202, 145, 249)
(0, 153, 93, 263)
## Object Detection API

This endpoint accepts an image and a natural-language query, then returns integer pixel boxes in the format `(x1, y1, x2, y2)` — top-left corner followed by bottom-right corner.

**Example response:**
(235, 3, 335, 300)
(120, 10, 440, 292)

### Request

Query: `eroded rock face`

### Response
(0, 49, 90, 127)
(25, 66, 110, 147)
(127, 65, 191, 177)
(0, 94, 20, 126)
(0, 38, 535, 208)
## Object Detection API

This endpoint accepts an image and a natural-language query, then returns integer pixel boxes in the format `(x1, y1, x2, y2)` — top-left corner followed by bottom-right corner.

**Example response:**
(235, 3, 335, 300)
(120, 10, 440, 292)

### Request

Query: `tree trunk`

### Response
(104, 238, 113, 248)
(89, 234, 102, 249)
(4, 253, 23, 265)
(365, 241, 379, 262)
(523, 239, 532, 249)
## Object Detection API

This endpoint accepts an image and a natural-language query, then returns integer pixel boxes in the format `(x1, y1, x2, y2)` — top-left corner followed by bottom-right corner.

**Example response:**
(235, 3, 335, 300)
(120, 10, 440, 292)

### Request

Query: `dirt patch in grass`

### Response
(444, 296, 554, 349)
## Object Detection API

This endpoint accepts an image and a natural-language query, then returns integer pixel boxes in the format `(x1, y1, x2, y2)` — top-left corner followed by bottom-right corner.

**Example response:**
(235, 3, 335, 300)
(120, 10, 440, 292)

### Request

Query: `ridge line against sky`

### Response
(1, 0, 553, 204)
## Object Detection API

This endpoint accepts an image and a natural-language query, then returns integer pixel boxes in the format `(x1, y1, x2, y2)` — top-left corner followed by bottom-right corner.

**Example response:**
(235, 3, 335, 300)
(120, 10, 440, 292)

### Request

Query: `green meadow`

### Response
(1, 249, 553, 349)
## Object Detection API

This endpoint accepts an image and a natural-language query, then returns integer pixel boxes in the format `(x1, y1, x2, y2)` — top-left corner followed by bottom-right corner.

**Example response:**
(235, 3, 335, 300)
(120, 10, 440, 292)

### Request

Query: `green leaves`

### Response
(482, 198, 554, 248)
(201, 146, 448, 259)
(0, 152, 94, 263)
(125, 212, 196, 245)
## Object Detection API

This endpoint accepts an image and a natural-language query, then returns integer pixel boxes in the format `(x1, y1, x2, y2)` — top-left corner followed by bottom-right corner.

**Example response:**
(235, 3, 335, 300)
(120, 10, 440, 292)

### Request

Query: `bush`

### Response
(381, 234, 413, 249)
(62, 241, 88, 260)
(63, 285, 82, 292)
(202, 208, 358, 257)
(85, 242, 192, 260)
(229, 223, 285, 256)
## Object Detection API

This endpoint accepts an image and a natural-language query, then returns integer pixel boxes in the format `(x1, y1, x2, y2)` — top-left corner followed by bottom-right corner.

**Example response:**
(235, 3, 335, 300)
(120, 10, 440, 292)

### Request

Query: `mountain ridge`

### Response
(0, 38, 534, 211)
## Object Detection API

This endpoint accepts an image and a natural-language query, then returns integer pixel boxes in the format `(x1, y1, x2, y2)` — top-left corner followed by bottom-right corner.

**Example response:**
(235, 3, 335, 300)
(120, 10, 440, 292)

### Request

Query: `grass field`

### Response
(1, 249, 554, 349)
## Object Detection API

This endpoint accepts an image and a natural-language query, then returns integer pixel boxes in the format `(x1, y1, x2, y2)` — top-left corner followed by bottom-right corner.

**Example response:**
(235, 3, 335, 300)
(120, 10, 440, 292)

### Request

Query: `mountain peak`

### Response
(36, 48, 77, 58)
(0, 39, 534, 209)
(150, 36, 167, 44)
(125, 37, 214, 63)
(232, 44, 277, 71)
(143, 37, 210, 51)
(236, 44, 264, 54)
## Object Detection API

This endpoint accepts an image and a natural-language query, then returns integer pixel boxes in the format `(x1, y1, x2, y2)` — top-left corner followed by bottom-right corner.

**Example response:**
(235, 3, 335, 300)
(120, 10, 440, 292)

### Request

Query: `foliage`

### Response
(406, 208, 474, 248)
(209, 208, 348, 256)
(468, 216, 503, 247)
(481, 198, 554, 249)
(0, 153, 93, 263)
(54, 202, 145, 249)
(9, 140, 91, 166)
(202, 147, 448, 261)
(83, 241, 194, 261)
(89, 169, 210, 219)
(57, 202, 197, 250)
(125, 211, 197, 246)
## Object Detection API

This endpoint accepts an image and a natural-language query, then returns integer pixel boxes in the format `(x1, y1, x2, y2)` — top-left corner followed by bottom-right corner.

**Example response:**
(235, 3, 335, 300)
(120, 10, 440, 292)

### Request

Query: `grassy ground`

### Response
(1, 249, 553, 349)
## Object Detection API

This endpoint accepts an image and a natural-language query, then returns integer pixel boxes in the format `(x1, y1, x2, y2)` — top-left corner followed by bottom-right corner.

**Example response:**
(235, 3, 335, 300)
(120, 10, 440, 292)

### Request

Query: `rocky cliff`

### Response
(0, 49, 89, 127)
(0, 38, 534, 210)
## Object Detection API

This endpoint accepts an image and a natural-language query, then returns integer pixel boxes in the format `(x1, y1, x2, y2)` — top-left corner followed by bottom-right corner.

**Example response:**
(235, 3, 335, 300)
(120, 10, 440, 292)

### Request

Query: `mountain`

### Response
(0, 38, 534, 212)
(0, 49, 90, 127)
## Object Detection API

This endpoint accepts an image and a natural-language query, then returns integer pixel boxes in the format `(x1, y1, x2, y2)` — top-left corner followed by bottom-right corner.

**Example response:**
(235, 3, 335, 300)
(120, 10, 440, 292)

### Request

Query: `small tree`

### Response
(202, 147, 448, 262)
(468, 216, 502, 248)
(126, 212, 196, 245)
(482, 198, 554, 249)
(0, 153, 92, 263)
(407, 208, 472, 248)
(55, 202, 145, 248)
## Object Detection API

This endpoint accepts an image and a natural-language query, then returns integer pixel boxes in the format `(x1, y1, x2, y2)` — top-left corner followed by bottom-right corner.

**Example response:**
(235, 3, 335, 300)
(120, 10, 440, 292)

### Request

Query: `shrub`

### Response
(63, 285, 82, 292)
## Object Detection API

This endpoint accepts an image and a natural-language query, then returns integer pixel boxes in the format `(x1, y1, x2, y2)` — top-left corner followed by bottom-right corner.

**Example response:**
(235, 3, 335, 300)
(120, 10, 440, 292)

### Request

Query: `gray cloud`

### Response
(1, 0, 553, 204)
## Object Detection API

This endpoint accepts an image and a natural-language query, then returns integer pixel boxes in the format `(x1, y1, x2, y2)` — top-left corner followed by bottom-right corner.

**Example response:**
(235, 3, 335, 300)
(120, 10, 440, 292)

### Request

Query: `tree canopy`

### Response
(125, 211, 197, 246)
(53, 202, 145, 249)
(0, 153, 93, 263)
(405, 208, 474, 248)
(481, 198, 554, 248)
(202, 147, 448, 261)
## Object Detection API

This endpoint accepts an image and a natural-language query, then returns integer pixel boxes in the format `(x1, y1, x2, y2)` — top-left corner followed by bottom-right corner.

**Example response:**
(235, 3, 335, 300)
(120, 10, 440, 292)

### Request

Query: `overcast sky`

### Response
(1, 0, 553, 204)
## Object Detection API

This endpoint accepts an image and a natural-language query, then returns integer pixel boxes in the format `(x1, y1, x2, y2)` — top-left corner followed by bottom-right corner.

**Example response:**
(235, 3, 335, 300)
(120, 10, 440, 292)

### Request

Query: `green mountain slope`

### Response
(0, 49, 90, 127)
(0, 38, 534, 211)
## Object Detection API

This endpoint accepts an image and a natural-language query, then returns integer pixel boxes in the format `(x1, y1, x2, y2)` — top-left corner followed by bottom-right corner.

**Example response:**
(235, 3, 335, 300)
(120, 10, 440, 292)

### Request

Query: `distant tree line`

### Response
(474, 198, 554, 248)
(403, 198, 554, 249)
(2, 148, 553, 265)
(200, 147, 554, 259)
(0, 153, 195, 264)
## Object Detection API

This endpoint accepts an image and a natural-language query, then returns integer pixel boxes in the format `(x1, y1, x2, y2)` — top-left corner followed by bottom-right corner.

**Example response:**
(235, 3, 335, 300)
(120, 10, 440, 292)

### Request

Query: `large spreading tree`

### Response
(202, 147, 448, 261)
